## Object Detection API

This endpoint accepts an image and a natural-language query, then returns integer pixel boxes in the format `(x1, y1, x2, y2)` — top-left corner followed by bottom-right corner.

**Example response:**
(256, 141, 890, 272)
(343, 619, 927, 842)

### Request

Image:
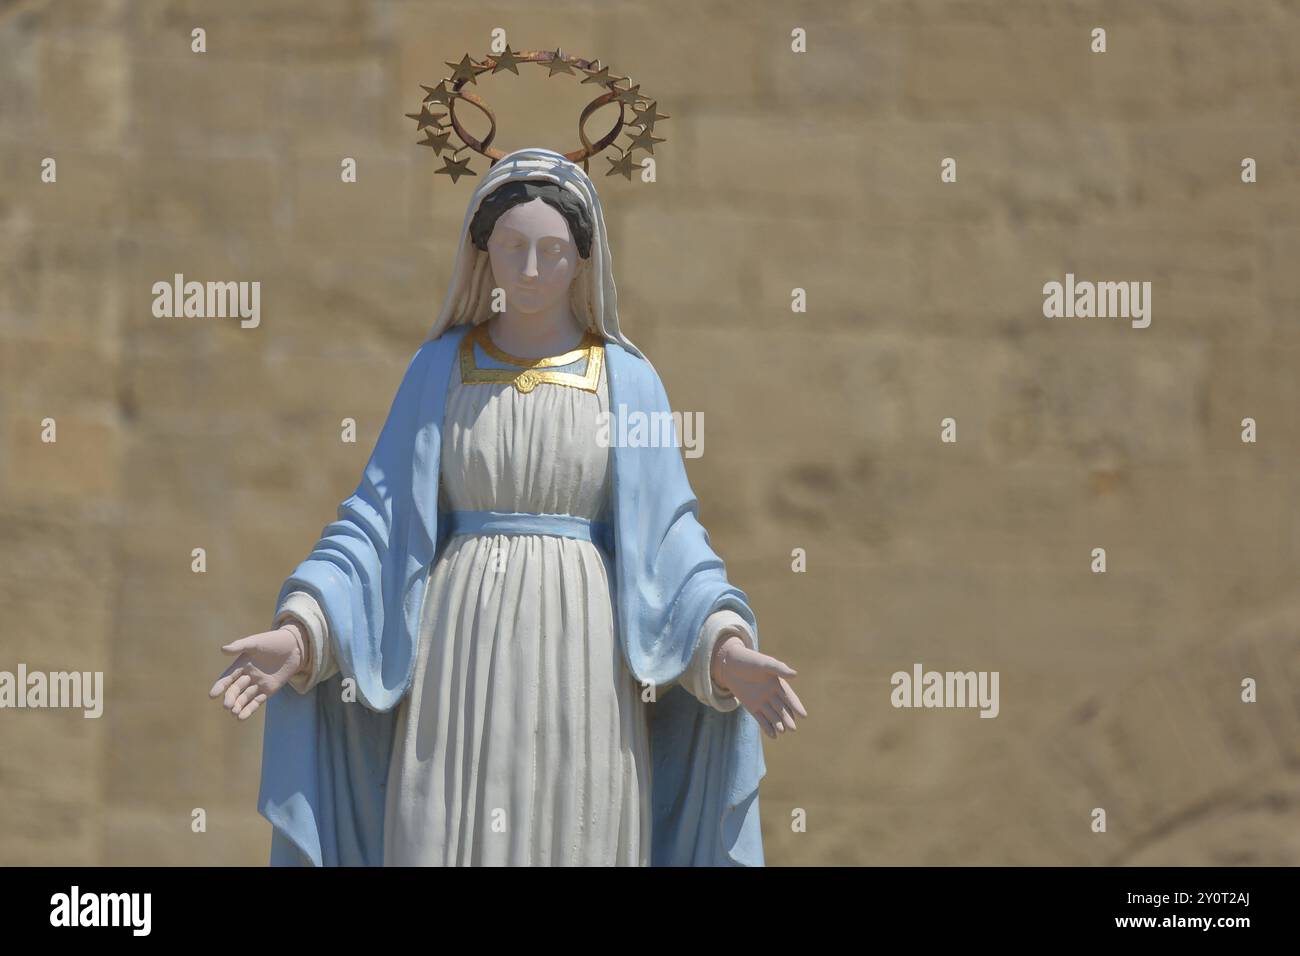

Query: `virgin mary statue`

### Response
(211, 147, 804, 866)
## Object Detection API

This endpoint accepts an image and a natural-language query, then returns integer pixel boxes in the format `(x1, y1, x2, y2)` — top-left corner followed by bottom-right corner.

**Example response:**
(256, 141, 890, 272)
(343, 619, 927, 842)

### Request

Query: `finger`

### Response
(764, 656, 797, 678)
(770, 697, 797, 731)
(233, 680, 263, 713)
(750, 706, 776, 738)
(237, 693, 268, 721)
(209, 659, 249, 698)
(221, 636, 258, 656)
(760, 701, 786, 734)
(223, 673, 252, 710)
(779, 678, 808, 718)
(223, 673, 253, 710)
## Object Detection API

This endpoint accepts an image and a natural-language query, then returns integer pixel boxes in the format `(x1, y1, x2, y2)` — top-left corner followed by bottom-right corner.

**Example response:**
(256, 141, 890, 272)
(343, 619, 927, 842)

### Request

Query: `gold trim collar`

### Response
(460, 323, 604, 394)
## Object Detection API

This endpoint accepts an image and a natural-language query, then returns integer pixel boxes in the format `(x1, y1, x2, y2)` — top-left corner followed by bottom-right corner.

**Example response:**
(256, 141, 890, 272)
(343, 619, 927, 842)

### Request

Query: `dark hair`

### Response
(469, 180, 593, 259)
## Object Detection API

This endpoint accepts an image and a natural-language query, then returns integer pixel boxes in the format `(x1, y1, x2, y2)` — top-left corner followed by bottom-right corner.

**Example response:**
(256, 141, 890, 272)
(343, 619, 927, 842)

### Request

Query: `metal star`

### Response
(605, 149, 636, 179)
(545, 48, 575, 76)
(436, 154, 476, 183)
(418, 128, 454, 154)
(444, 54, 484, 85)
(632, 100, 669, 132)
(405, 106, 445, 130)
(625, 126, 666, 155)
(421, 81, 455, 107)
(613, 82, 642, 106)
(582, 62, 621, 87)
(490, 45, 522, 75)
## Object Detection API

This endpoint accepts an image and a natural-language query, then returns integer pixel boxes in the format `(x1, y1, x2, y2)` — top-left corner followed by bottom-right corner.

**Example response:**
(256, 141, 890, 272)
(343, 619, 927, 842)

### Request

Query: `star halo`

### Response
(408, 47, 670, 183)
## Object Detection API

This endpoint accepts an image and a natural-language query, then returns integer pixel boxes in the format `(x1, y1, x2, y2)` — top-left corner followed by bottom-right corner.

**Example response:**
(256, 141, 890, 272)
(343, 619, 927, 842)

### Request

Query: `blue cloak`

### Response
(256, 324, 765, 866)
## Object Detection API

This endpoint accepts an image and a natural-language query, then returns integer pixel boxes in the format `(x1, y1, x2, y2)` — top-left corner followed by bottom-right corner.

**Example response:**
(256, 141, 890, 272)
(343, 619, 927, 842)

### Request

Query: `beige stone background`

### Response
(1, 0, 1298, 866)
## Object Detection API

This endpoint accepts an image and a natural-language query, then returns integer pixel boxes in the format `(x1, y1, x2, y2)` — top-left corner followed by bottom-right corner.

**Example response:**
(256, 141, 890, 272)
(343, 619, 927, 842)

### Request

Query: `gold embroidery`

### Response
(459, 323, 604, 394)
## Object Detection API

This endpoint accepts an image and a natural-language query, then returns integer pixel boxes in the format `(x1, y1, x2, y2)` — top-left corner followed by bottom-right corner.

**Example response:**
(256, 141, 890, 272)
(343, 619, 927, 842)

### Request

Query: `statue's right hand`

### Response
(207, 624, 307, 721)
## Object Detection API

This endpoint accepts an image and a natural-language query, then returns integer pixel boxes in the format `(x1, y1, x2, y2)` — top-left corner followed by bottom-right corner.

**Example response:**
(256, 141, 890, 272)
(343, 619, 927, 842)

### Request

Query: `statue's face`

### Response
(486, 197, 579, 317)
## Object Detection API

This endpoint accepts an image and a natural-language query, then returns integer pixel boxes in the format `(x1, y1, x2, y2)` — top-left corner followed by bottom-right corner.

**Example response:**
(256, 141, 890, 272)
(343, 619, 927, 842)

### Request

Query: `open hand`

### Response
(207, 625, 306, 721)
(713, 637, 807, 739)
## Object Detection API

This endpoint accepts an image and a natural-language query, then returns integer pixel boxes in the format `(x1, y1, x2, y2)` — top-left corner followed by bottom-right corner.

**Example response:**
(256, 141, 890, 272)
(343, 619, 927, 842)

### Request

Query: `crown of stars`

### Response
(409, 48, 669, 184)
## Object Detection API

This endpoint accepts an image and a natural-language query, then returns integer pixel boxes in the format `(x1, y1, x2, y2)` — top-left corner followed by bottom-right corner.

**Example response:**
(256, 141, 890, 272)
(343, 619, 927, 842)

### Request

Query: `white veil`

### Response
(425, 146, 643, 359)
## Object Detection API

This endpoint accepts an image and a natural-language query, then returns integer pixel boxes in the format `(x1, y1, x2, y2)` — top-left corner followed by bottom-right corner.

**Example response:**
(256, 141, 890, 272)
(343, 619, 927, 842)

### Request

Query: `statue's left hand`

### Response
(713, 637, 807, 739)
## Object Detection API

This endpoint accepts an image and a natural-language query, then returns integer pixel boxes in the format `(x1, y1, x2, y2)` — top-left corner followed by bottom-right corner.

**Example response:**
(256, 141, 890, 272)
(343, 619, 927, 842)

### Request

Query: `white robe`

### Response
(275, 338, 753, 866)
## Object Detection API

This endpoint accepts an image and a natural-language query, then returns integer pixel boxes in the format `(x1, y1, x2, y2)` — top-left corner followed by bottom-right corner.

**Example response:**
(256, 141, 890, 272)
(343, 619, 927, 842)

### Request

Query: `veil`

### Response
(424, 146, 644, 359)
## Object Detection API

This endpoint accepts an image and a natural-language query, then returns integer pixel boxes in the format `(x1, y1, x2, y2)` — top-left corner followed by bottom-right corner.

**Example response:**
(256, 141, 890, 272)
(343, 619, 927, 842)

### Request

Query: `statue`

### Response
(208, 49, 805, 866)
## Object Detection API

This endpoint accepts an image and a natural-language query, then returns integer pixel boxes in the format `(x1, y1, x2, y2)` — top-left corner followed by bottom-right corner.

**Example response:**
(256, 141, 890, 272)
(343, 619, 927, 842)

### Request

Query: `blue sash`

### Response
(443, 509, 611, 551)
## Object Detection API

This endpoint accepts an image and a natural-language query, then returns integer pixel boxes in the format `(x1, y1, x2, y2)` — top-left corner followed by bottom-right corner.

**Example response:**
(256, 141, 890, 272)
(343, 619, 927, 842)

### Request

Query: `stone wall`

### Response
(1, 0, 1297, 864)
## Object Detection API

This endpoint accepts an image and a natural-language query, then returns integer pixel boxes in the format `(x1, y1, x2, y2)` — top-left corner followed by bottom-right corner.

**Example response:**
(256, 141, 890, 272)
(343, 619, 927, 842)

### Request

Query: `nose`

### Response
(522, 242, 540, 278)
